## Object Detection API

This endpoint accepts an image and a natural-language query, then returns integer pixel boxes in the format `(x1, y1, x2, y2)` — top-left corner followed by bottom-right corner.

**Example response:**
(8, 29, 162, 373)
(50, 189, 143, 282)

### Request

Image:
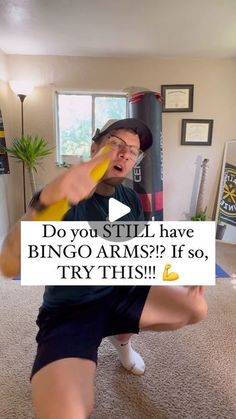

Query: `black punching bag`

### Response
(129, 91, 163, 220)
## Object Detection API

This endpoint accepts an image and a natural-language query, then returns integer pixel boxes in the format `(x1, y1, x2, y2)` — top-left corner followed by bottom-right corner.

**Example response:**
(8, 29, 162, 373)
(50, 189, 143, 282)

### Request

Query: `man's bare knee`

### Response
(83, 398, 95, 419)
(34, 389, 94, 419)
(32, 358, 96, 419)
(65, 400, 94, 419)
(73, 398, 94, 419)
(35, 402, 94, 419)
(189, 298, 208, 324)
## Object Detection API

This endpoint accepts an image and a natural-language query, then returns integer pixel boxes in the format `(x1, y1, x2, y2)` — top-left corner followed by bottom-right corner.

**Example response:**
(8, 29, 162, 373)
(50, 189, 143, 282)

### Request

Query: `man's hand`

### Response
(40, 145, 114, 206)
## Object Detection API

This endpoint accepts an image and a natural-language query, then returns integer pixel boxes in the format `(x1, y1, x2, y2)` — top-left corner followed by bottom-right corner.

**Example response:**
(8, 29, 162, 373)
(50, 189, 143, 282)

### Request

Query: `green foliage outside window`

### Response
(57, 94, 127, 162)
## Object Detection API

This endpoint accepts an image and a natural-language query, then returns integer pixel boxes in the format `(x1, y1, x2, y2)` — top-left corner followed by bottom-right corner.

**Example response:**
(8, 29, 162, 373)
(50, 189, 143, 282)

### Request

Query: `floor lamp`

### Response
(9, 81, 34, 213)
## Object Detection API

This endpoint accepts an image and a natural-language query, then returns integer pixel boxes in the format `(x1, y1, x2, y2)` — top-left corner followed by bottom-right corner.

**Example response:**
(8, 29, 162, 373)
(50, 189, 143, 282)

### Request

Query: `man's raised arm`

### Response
(0, 146, 113, 278)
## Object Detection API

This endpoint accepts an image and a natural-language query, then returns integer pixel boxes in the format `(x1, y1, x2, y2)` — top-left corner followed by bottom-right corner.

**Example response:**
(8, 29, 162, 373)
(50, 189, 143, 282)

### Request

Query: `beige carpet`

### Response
(0, 279, 236, 419)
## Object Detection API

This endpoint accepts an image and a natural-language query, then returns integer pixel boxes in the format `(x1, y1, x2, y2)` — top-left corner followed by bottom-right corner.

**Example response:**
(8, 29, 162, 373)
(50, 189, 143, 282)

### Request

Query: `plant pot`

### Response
(216, 224, 226, 240)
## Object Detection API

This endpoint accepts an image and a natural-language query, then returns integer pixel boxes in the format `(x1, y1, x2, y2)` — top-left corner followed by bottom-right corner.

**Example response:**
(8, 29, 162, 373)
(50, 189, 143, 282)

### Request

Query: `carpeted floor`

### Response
(0, 278, 236, 419)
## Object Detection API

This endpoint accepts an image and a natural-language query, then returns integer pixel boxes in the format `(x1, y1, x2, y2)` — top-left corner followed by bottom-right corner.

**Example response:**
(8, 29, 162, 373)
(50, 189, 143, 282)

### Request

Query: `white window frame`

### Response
(55, 91, 128, 165)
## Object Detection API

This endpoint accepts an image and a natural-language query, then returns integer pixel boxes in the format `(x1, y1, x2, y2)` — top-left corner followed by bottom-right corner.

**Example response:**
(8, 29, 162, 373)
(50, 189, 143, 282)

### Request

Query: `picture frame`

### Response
(161, 84, 194, 112)
(181, 119, 214, 146)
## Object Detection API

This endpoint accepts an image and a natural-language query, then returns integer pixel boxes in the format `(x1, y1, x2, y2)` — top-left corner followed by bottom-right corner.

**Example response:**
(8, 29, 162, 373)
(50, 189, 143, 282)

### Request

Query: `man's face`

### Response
(91, 129, 141, 184)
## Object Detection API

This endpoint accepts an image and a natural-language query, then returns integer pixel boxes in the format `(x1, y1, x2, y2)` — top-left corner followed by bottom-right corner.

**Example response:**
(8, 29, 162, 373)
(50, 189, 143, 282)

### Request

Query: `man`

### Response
(0, 118, 208, 419)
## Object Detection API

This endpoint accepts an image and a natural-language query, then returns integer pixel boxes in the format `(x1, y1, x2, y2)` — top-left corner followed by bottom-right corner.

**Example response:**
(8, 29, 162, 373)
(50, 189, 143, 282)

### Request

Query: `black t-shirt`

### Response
(43, 184, 144, 309)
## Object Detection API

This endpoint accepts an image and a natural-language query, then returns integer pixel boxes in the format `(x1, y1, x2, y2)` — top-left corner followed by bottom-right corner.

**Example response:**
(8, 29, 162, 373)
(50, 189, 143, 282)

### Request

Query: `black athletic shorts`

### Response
(31, 286, 150, 379)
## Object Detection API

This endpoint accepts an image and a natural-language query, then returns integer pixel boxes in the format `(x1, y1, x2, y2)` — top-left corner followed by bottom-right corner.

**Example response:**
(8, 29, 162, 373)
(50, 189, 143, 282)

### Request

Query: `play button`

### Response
(108, 198, 131, 222)
(88, 177, 151, 242)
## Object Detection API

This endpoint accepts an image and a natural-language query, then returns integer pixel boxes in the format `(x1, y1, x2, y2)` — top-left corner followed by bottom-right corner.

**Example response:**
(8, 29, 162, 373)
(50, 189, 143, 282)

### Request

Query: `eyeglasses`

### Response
(106, 134, 144, 163)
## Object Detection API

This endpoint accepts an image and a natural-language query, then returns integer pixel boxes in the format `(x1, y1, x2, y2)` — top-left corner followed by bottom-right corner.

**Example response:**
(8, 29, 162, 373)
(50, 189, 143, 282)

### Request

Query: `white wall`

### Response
(2, 54, 236, 224)
(0, 49, 8, 81)
(0, 51, 23, 234)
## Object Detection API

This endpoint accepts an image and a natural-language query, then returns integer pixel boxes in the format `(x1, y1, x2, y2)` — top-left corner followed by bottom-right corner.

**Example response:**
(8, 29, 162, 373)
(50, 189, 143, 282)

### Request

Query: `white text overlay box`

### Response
(21, 221, 216, 286)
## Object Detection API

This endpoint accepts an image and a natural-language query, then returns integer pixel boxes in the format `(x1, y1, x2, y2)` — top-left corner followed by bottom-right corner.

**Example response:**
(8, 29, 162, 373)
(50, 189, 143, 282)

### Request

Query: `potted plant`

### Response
(216, 220, 227, 240)
(191, 208, 207, 221)
(0, 135, 53, 205)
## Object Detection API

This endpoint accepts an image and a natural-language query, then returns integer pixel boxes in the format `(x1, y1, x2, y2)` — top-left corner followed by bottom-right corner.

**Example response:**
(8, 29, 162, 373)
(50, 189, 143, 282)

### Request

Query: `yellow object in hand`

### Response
(34, 198, 71, 222)
(35, 145, 111, 221)
(90, 157, 110, 182)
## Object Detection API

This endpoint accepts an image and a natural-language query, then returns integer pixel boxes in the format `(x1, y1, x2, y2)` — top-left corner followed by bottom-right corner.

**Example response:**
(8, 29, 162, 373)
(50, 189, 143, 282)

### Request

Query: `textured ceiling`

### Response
(0, 0, 236, 57)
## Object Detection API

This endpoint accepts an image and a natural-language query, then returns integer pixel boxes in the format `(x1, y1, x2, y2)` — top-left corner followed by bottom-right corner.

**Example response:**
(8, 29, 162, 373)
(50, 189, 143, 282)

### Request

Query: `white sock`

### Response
(108, 336, 145, 375)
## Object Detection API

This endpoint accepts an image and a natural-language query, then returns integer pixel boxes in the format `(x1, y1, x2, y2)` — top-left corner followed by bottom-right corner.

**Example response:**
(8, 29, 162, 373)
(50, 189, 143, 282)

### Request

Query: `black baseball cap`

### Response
(92, 118, 153, 151)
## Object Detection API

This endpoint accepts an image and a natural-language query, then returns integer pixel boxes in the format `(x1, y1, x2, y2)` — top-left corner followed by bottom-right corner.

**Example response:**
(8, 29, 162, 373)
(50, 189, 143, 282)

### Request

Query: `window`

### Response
(56, 92, 127, 164)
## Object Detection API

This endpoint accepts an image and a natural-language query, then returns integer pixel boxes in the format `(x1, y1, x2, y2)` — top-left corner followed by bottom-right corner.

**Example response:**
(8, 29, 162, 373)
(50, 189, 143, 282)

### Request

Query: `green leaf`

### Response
(191, 211, 207, 221)
(0, 135, 53, 170)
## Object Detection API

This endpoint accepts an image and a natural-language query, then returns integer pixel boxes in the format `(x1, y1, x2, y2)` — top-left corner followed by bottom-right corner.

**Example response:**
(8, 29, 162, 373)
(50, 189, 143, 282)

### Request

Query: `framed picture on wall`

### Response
(161, 84, 194, 112)
(181, 119, 214, 146)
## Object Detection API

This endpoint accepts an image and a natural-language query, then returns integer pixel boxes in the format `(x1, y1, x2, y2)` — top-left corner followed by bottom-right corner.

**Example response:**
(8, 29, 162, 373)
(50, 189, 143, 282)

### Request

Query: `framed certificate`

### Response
(161, 84, 194, 112)
(181, 119, 213, 146)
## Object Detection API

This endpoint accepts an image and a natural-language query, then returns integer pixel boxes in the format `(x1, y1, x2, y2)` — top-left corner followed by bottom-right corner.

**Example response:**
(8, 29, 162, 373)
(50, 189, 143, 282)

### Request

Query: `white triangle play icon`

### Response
(108, 198, 131, 222)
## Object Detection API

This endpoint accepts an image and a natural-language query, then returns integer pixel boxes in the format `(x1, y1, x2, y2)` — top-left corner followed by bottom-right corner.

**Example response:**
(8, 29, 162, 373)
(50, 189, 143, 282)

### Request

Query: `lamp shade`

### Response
(9, 80, 34, 96)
